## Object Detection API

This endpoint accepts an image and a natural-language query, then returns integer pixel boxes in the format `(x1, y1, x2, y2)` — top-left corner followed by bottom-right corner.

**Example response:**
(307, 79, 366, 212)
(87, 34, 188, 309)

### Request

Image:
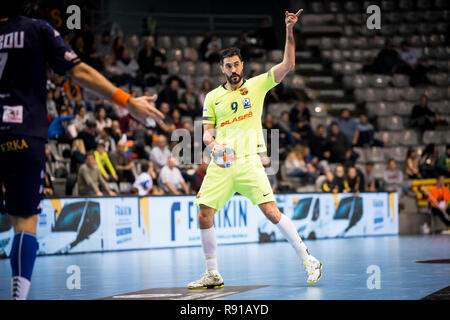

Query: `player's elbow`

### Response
(69, 62, 90, 81)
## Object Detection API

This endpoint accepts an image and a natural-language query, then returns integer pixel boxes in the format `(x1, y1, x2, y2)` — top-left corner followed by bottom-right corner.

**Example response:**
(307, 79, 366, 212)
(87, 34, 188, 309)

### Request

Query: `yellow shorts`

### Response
(194, 155, 275, 212)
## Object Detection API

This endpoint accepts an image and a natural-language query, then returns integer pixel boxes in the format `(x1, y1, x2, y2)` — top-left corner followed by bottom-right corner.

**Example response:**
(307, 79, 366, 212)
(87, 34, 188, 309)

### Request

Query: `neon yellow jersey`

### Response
(202, 68, 279, 156)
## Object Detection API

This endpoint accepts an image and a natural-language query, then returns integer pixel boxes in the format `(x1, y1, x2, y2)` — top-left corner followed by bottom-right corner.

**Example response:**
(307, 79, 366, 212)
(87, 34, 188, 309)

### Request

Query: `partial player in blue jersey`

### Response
(0, 5, 164, 300)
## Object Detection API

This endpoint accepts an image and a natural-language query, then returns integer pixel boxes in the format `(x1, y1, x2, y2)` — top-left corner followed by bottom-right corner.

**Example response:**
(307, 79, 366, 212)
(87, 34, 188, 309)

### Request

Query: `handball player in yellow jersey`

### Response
(189, 9, 322, 289)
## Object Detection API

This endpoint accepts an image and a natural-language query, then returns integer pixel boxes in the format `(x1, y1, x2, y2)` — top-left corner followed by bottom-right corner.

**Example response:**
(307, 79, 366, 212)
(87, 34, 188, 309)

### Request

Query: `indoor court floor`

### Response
(0, 235, 449, 300)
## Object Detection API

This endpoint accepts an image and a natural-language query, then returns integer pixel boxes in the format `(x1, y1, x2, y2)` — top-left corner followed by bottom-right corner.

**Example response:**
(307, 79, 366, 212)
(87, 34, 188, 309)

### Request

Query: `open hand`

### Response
(126, 94, 165, 126)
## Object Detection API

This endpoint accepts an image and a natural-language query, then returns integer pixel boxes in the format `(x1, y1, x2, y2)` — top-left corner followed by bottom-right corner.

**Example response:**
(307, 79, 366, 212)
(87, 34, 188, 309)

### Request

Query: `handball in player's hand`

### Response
(211, 144, 236, 168)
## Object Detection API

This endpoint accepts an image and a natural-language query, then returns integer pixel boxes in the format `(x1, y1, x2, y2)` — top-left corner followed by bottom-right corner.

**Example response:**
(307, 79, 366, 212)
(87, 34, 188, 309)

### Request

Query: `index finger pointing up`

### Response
(295, 9, 304, 16)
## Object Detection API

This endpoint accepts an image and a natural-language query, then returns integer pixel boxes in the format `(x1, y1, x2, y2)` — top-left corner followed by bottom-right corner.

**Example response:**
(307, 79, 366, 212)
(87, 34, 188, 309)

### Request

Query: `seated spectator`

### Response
(46, 90, 58, 119)
(97, 128, 116, 153)
(77, 152, 116, 196)
(102, 54, 127, 85)
(363, 161, 379, 192)
(204, 34, 222, 64)
(191, 158, 209, 193)
(356, 114, 383, 147)
(150, 135, 172, 171)
(399, 41, 429, 86)
(383, 159, 404, 196)
(171, 109, 183, 130)
(199, 31, 213, 62)
(326, 124, 351, 163)
(373, 40, 402, 75)
(275, 111, 296, 148)
(404, 148, 422, 179)
(110, 140, 135, 183)
(43, 172, 54, 197)
(112, 36, 125, 61)
(347, 166, 364, 193)
(133, 161, 155, 196)
(410, 94, 437, 132)
(96, 106, 112, 133)
(70, 139, 86, 174)
(68, 105, 90, 138)
(425, 175, 450, 231)
(158, 157, 190, 195)
(320, 171, 338, 193)
(48, 106, 75, 143)
(234, 31, 262, 60)
(419, 143, 439, 179)
(289, 101, 312, 143)
(116, 46, 140, 88)
(158, 78, 181, 111)
(94, 142, 119, 182)
(110, 120, 123, 143)
(198, 80, 212, 107)
(138, 36, 167, 86)
(63, 76, 83, 109)
(285, 149, 318, 182)
(179, 83, 200, 118)
(331, 108, 358, 146)
(96, 31, 113, 59)
(334, 164, 350, 193)
(77, 120, 98, 151)
(309, 124, 328, 159)
(437, 145, 450, 177)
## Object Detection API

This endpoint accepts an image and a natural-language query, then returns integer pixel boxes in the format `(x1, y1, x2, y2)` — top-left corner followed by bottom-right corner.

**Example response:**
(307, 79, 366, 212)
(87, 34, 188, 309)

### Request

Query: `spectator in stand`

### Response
(424, 175, 450, 232)
(404, 147, 422, 179)
(155, 102, 175, 136)
(158, 78, 181, 111)
(275, 111, 296, 148)
(199, 31, 213, 62)
(234, 31, 257, 61)
(309, 124, 328, 159)
(158, 157, 190, 195)
(77, 120, 98, 152)
(96, 106, 112, 132)
(70, 139, 86, 174)
(204, 34, 222, 64)
(46, 90, 58, 119)
(102, 54, 127, 85)
(133, 161, 154, 196)
(138, 36, 167, 86)
(326, 123, 351, 163)
(348, 166, 365, 193)
(109, 140, 135, 183)
(198, 79, 212, 107)
(94, 142, 118, 182)
(43, 172, 54, 197)
(290, 102, 313, 144)
(373, 40, 402, 75)
(320, 171, 338, 193)
(334, 164, 350, 193)
(399, 41, 429, 86)
(331, 108, 359, 146)
(96, 31, 113, 59)
(150, 134, 171, 172)
(419, 143, 439, 179)
(191, 158, 209, 193)
(171, 109, 183, 130)
(179, 83, 200, 118)
(63, 76, 83, 109)
(253, 18, 277, 51)
(383, 159, 404, 196)
(112, 36, 125, 61)
(48, 106, 75, 143)
(77, 152, 116, 196)
(97, 128, 116, 153)
(437, 145, 450, 177)
(116, 46, 140, 88)
(289, 100, 310, 125)
(363, 161, 379, 192)
(410, 94, 436, 132)
(356, 114, 383, 147)
(285, 150, 317, 182)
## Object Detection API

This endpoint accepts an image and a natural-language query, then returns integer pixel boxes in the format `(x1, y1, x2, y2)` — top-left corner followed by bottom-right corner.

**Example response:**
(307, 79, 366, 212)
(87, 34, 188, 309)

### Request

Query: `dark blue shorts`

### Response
(0, 135, 46, 217)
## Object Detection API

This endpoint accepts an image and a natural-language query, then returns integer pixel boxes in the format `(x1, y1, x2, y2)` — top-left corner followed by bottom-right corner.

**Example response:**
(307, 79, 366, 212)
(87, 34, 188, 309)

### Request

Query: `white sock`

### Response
(200, 227, 218, 273)
(275, 214, 311, 262)
(11, 276, 31, 300)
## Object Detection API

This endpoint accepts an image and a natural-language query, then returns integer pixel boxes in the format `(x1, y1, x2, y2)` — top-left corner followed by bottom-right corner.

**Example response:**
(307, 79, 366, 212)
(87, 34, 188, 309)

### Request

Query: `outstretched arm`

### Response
(69, 62, 164, 124)
(272, 9, 303, 83)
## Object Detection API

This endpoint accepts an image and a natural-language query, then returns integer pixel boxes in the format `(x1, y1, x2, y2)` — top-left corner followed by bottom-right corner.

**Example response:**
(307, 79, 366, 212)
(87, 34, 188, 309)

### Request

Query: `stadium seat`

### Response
(338, 37, 351, 50)
(399, 130, 419, 146)
(158, 36, 172, 49)
(180, 61, 196, 75)
(119, 182, 132, 194)
(353, 74, 368, 88)
(370, 36, 386, 49)
(331, 49, 343, 62)
(173, 36, 188, 48)
(332, 62, 343, 74)
(400, 87, 418, 101)
(399, 24, 415, 35)
(189, 36, 203, 49)
(423, 131, 443, 144)
(320, 38, 334, 50)
(392, 74, 409, 87)
(268, 50, 283, 63)
(373, 101, 393, 117)
(435, 0, 448, 8)
(373, 163, 386, 179)
(375, 131, 400, 146)
(310, 1, 325, 13)
(344, 1, 359, 12)
(365, 147, 385, 163)
(426, 86, 444, 100)
(167, 61, 180, 75)
(353, 147, 366, 164)
(307, 102, 328, 118)
(369, 75, 390, 88)
(384, 115, 404, 131)
(222, 37, 237, 48)
(386, 146, 407, 162)
(394, 101, 414, 116)
(286, 75, 305, 89)
(246, 62, 264, 75)
(350, 50, 363, 62)
(108, 182, 119, 193)
(183, 47, 199, 62)
(398, 0, 413, 10)
(195, 62, 211, 76)
(167, 48, 183, 62)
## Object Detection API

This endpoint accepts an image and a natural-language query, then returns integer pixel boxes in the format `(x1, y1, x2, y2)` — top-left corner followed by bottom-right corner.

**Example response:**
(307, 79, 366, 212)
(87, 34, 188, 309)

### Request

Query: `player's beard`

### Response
(226, 72, 243, 85)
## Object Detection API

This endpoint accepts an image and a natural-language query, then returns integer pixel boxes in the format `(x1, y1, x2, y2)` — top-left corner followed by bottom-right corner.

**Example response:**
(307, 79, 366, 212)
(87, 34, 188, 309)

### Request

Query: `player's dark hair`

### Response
(220, 47, 243, 65)
(141, 162, 149, 173)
